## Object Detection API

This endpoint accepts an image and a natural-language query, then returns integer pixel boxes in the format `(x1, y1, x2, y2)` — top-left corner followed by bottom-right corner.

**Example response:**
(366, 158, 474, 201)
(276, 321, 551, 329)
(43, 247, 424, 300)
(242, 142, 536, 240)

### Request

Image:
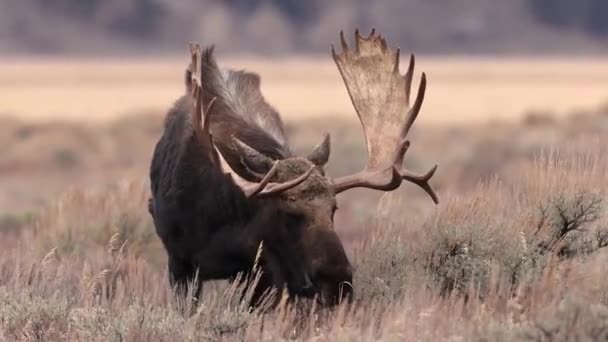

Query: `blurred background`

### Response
(1, 0, 608, 243)
(1, 0, 607, 55)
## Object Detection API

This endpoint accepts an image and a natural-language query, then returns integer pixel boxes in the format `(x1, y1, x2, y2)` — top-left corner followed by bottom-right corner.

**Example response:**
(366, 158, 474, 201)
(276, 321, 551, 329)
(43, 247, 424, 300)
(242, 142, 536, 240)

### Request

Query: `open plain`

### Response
(2, 56, 608, 124)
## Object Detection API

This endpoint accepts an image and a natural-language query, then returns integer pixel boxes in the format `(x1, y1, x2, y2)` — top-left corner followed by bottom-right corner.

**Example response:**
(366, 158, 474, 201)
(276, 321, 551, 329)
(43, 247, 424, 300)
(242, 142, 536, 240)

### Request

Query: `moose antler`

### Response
(190, 43, 221, 168)
(330, 29, 438, 204)
(189, 43, 313, 198)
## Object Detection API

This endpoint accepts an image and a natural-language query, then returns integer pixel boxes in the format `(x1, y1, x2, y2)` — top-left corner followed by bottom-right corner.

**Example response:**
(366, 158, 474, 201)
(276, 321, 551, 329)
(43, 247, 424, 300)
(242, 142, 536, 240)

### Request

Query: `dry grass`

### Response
(2, 57, 608, 124)
(1, 130, 608, 340)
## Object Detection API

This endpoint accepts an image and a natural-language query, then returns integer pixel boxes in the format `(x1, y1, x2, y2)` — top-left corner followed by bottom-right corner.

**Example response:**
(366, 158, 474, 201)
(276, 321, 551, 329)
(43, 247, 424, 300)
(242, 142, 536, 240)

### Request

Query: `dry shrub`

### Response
(0, 212, 36, 235)
(352, 141, 608, 316)
(422, 182, 525, 298)
(351, 218, 412, 305)
(522, 109, 556, 127)
(524, 299, 608, 341)
(1, 122, 99, 171)
(21, 180, 164, 266)
(422, 144, 608, 298)
(0, 287, 72, 341)
(482, 296, 608, 342)
(0, 232, 273, 341)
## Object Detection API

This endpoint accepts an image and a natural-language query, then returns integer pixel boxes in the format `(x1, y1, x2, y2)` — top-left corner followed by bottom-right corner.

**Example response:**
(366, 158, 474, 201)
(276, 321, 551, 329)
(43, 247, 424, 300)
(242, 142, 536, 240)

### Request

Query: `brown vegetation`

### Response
(1, 99, 608, 339)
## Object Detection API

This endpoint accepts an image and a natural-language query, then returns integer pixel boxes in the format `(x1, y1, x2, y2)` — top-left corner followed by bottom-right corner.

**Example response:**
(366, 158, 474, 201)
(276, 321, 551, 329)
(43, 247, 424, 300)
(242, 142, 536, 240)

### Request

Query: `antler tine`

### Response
(404, 54, 415, 107)
(222, 156, 314, 198)
(340, 30, 349, 53)
(189, 43, 202, 89)
(242, 161, 281, 197)
(190, 43, 202, 127)
(400, 165, 438, 204)
(401, 72, 426, 139)
(226, 161, 315, 198)
(189, 43, 221, 167)
(203, 97, 221, 166)
(255, 166, 315, 197)
(393, 48, 401, 74)
(330, 29, 439, 204)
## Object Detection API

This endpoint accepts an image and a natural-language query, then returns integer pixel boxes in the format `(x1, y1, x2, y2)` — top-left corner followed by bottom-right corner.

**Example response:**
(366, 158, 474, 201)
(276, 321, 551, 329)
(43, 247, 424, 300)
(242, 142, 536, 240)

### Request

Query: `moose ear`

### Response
(232, 136, 275, 174)
(307, 133, 330, 166)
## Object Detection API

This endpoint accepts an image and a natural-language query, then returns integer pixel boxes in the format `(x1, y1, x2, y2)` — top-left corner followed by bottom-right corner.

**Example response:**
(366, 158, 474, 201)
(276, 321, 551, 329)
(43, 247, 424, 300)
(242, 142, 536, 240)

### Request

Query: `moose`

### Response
(148, 29, 439, 307)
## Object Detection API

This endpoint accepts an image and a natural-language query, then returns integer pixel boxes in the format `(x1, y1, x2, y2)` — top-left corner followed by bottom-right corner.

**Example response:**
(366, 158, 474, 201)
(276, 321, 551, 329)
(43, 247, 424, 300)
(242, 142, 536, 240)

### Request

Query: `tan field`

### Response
(1, 56, 608, 124)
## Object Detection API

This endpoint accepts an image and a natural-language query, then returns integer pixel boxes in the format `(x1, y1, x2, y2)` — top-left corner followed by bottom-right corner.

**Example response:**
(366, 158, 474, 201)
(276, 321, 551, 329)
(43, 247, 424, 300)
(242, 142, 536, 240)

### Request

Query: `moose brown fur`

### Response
(148, 29, 439, 307)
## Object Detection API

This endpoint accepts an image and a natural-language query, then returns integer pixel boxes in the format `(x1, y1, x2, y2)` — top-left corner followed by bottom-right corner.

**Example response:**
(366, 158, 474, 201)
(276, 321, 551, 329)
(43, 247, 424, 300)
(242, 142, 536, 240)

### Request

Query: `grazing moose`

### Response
(148, 29, 439, 307)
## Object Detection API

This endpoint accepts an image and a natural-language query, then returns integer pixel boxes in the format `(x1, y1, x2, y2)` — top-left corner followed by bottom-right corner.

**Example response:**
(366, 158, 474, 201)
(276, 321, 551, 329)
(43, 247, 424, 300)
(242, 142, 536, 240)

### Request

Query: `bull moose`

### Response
(148, 29, 439, 307)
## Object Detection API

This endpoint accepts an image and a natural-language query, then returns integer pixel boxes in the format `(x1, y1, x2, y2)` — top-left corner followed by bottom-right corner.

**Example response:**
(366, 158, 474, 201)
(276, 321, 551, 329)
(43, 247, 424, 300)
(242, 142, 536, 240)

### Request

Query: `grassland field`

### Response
(2, 56, 608, 124)
(0, 57, 608, 341)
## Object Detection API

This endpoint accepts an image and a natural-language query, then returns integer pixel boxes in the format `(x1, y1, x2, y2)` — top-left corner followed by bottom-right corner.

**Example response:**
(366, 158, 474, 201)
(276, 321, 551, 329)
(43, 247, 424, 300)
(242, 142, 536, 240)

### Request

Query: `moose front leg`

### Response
(191, 240, 254, 281)
(168, 256, 200, 304)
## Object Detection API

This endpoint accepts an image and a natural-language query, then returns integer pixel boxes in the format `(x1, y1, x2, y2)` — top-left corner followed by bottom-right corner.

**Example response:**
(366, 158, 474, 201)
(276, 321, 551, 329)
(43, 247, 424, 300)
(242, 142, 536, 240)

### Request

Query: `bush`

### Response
(482, 297, 608, 341)
(422, 184, 525, 299)
(0, 287, 72, 340)
(24, 180, 163, 266)
(352, 218, 412, 305)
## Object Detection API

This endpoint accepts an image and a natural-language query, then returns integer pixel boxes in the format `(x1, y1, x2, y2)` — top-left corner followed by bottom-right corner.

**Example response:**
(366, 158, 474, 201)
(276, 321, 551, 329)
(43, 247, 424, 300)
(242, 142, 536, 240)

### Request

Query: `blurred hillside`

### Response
(1, 0, 607, 56)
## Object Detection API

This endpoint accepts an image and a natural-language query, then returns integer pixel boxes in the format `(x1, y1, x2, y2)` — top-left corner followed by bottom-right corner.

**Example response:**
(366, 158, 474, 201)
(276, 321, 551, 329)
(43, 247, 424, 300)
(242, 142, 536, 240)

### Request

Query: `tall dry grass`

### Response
(1, 70, 608, 339)
(1, 133, 607, 340)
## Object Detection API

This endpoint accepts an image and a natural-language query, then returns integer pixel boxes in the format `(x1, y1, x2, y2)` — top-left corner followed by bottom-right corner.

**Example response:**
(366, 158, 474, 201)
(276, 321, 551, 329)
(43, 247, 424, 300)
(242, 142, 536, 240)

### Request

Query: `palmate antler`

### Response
(189, 43, 313, 197)
(330, 29, 438, 204)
